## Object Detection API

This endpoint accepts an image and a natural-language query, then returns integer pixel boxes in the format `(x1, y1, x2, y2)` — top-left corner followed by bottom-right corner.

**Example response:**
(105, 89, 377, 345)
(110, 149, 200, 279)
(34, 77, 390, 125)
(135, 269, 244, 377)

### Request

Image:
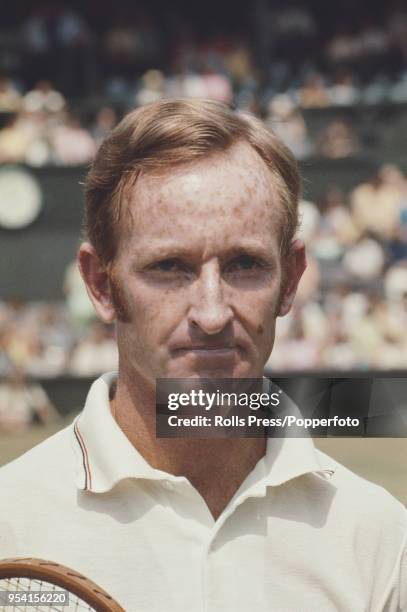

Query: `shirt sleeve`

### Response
(379, 522, 407, 612)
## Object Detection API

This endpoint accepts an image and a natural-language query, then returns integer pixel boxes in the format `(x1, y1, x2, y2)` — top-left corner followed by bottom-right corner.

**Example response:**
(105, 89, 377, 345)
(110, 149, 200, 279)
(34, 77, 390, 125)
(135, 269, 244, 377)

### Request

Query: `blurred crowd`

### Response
(0, 365, 59, 432)
(268, 164, 407, 370)
(0, 74, 402, 166)
(0, 1, 407, 165)
(0, 300, 118, 379)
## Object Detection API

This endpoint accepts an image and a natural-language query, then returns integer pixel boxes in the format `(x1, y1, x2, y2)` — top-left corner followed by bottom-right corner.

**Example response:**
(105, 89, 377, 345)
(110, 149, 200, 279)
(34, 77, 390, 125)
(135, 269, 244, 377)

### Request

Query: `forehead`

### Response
(120, 141, 282, 257)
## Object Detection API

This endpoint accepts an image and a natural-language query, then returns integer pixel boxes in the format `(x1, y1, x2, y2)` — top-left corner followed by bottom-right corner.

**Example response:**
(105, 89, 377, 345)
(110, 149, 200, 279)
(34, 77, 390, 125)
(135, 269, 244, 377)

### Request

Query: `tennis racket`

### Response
(0, 557, 124, 611)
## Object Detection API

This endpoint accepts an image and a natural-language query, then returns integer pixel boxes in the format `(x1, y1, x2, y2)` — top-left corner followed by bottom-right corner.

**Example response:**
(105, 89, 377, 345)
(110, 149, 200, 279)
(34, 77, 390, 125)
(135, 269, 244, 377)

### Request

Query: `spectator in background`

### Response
(23, 80, 65, 114)
(318, 188, 359, 248)
(385, 262, 407, 303)
(0, 331, 11, 376)
(326, 26, 359, 71)
(0, 80, 66, 165)
(25, 304, 72, 377)
(343, 233, 385, 282)
(297, 199, 321, 243)
(68, 321, 118, 376)
(135, 69, 166, 106)
(64, 260, 97, 328)
(388, 222, 407, 265)
(3, 317, 41, 373)
(200, 66, 233, 104)
(350, 165, 405, 240)
(91, 107, 118, 149)
(0, 114, 31, 163)
(0, 108, 51, 166)
(297, 73, 331, 108)
(0, 76, 22, 112)
(0, 301, 71, 377)
(349, 297, 387, 366)
(318, 118, 359, 159)
(51, 113, 96, 165)
(178, 66, 233, 103)
(295, 253, 321, 302)
(0, 366, 59, 433)
(328, 71, 359, 106)
(294, 199, 323, 299)
(21, 109, 53, 167)
(266, 94, 312, 159)
(307, 195, 349, 267)
(223, 44, 255, 88)
(378, 290, 407, 367)
(267, 318, 322, 371)
(321, 328, 357, 369)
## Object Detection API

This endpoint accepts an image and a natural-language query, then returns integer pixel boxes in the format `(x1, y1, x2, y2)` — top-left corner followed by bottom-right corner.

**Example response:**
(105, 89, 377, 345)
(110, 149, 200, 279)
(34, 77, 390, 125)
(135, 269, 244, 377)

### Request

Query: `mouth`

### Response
(171, 345, 243, 360)
(178, 347, 238, 353)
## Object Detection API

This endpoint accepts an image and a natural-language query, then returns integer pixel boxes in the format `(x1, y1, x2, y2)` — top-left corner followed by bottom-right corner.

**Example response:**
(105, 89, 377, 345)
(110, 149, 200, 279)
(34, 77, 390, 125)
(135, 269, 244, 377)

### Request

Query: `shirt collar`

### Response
(72, 373, 336, 494)
(72, 372, 174, 492)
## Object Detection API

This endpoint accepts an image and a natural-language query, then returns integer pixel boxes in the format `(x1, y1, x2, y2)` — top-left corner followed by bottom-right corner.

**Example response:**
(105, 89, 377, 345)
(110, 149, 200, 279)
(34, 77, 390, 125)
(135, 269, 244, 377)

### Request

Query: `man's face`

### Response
(107, 142, 302, 382)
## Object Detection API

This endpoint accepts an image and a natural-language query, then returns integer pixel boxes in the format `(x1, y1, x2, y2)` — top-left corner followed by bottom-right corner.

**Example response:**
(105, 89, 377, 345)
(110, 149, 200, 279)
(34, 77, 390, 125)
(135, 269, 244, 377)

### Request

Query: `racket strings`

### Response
(0, 577, 94, 611)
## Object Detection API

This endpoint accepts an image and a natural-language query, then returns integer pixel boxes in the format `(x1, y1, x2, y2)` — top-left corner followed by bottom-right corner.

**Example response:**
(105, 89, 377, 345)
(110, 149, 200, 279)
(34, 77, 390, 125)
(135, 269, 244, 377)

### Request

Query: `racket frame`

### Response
(0, 557, 124, 612)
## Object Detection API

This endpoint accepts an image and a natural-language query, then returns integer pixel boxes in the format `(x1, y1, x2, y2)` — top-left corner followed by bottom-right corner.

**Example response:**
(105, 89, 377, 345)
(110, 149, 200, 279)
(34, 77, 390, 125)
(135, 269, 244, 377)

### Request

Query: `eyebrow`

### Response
(132, 240, 278, 267)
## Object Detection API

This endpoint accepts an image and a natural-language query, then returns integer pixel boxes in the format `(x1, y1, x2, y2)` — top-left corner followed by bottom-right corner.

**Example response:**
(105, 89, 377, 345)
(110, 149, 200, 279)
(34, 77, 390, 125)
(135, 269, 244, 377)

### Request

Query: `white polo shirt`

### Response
(0, 373, 406, 612)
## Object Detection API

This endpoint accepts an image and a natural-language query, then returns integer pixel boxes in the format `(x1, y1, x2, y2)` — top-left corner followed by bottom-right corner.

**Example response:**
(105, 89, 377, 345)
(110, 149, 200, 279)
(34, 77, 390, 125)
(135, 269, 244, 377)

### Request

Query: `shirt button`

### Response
(163, 481, 174, 491)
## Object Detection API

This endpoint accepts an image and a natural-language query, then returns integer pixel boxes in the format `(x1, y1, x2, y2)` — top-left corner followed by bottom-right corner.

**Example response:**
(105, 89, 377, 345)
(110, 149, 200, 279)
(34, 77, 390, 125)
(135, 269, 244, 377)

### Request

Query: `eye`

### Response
(227, 255, 263, 272)
(153, 258, 182, 272)
(147, 258, 193, 279)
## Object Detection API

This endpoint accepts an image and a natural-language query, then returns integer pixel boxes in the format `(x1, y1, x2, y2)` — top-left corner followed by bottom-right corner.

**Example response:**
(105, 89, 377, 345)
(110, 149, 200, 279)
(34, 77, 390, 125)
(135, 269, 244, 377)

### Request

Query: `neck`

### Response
(110, 369, 267, 519)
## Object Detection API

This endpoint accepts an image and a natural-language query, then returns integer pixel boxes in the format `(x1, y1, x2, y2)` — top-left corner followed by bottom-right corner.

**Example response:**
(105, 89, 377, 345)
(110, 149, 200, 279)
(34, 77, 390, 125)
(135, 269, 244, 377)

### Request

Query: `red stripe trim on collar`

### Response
(74, 421, 92, 491)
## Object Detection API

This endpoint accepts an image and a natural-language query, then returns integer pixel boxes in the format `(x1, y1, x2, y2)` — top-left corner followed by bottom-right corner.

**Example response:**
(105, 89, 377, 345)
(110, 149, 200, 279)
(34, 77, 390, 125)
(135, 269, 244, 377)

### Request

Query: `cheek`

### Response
(257, 305, 278, 348)
(122, 283, 187, 340)
(251, 300, 278, 362)
(233, 286, 280, 338)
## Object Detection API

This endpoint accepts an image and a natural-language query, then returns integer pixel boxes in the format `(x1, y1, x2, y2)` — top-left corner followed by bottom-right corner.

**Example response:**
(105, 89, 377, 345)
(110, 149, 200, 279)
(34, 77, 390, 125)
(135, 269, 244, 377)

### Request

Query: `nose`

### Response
(188, 261, 233, 334)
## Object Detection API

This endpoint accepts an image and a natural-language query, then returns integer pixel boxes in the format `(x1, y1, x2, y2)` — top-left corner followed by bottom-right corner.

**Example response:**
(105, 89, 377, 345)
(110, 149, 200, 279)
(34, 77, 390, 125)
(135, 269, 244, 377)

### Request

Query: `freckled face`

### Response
(112, 142, 284, 382)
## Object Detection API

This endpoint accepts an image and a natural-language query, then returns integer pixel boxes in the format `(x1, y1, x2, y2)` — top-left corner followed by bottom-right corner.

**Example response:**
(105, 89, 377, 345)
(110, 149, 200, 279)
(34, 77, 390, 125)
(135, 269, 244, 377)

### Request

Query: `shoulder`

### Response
(0, 423, 82, 558)
(316, 449, 407, 552)
(317, 449, 406, 515)
(315, 450, 407, 605)
(0, 424, 76, 495)
(319, 449, 404, 505)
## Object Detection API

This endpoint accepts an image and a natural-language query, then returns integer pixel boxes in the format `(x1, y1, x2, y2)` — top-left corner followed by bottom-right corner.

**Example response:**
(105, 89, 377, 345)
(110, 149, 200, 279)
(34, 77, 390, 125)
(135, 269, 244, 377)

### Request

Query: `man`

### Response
(0, 99, 406, 611)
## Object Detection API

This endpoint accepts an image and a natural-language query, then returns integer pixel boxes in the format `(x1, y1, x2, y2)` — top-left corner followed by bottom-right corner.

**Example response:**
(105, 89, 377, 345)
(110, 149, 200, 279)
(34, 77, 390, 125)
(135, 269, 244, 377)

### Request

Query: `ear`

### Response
(77, 242, 116, 324)
(277, 240, 307, 317)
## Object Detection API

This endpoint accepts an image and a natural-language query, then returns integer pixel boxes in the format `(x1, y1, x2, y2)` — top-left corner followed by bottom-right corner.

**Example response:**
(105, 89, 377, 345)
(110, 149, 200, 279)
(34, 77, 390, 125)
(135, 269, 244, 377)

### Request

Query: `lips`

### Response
(170, 344, 244, 361)
(169, 332, 250, 357)
(171, 342, 240, 352)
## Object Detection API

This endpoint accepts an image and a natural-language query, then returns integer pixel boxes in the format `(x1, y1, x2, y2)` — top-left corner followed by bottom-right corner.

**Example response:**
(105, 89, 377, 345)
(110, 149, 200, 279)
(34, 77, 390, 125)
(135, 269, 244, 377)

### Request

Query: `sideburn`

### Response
(275, 252, 290, 316)
(108, 268, 132, 323)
